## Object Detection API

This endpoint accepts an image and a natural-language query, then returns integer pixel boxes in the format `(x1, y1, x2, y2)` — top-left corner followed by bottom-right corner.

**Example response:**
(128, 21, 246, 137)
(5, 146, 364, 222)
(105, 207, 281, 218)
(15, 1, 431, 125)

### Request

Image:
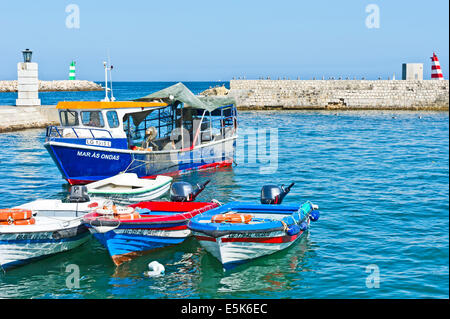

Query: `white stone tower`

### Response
(16, 49, 41, 106)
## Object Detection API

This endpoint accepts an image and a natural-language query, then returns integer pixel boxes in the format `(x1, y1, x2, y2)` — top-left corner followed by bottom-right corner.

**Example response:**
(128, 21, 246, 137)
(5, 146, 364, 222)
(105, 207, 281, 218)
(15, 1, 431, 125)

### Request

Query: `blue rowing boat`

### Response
(83, 201, 219, 266)
(188, 201, 320, 270)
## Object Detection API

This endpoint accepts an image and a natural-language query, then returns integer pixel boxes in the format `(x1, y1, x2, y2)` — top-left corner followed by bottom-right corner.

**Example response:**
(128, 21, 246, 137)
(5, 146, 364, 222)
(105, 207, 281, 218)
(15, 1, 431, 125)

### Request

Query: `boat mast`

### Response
(108, 51, 116, 101)
(102, 61, 109, 102)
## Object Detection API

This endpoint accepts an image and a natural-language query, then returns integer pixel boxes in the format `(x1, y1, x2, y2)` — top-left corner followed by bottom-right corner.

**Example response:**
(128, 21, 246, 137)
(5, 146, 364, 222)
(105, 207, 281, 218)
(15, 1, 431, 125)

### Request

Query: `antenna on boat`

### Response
(107, 50, 116, 101)
(102, 58, 115, 102)
(102, 61, 109, 101)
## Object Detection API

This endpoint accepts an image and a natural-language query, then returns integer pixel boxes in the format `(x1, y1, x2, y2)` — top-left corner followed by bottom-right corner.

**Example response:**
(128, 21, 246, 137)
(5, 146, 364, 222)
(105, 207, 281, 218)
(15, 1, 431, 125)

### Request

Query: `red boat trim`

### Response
(195, 232, 303, 244)
(67, 160, 233, 185)
(195, 235, 217, 242)
(221, 234, 300, 244)
(143, 160, 233, 180)
(67, 179, 95, 185)
(84, 202, 219, 225)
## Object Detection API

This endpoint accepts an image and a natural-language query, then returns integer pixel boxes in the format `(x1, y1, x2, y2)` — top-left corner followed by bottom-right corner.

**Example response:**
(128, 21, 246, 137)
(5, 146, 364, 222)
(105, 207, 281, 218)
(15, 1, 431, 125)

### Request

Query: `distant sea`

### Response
(0, 82, 448, 299)
(0, 81, 228, 105)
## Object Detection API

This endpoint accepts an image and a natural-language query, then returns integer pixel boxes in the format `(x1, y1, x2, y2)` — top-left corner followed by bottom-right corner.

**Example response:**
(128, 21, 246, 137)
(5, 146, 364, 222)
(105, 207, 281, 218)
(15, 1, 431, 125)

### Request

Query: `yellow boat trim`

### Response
(56, 101, 168, 110)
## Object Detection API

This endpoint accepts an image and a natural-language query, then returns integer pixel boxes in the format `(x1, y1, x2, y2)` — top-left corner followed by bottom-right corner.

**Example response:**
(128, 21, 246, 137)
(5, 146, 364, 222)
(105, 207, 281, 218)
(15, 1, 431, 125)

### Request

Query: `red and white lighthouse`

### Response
(430, 52, 444, 80)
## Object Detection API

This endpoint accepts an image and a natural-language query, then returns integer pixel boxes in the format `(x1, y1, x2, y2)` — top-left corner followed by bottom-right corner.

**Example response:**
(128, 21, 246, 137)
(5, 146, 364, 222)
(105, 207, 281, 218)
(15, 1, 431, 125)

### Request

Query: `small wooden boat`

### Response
(0, 186, 104, 271)
(188, 201, 320, 270)
(86, 173, 172, 205)
(15, 199, 107, 217)
(83, 180, 217, 266)
(83, 201, 219, 266)
(0, 208, 90, 271)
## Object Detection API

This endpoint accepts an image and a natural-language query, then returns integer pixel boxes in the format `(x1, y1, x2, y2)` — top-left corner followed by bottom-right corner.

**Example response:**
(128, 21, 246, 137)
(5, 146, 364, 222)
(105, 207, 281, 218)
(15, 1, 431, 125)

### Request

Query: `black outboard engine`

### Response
(68, 185, 90, 203)
(260, 182, 295, 204)
(170, 180, 210, 202)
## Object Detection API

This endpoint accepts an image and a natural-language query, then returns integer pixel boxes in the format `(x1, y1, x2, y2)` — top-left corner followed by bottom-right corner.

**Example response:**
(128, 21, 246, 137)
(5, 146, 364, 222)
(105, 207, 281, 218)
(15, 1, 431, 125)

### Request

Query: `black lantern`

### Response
(22, 48, 32, 63)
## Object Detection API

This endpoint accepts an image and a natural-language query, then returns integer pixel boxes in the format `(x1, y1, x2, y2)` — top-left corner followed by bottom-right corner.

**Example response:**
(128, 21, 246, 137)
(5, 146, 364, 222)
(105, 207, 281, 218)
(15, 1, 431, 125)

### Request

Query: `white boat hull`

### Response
(0, 216, 90, 271)
(193, 227, 307, 270)
(14, 199, 107, 217)
(86, 174, 172, 205)
(89, 180, 171, 205)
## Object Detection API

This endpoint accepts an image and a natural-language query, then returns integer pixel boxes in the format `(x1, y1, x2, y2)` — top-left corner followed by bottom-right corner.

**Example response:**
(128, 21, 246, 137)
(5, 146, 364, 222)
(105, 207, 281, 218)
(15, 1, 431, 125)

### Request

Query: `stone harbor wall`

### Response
(0, 105, 59, 133)
(228, 80, 449, 110)
(0, 80, 102, 92)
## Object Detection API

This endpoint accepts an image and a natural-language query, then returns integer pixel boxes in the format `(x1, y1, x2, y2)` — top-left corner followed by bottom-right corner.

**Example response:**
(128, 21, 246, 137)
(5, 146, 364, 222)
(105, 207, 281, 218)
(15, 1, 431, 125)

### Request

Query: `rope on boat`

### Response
(120, 155, 227, 174)
(280, 220, 288, 232)
(121, 158, 136, 174)
(211, 199, 223, 206)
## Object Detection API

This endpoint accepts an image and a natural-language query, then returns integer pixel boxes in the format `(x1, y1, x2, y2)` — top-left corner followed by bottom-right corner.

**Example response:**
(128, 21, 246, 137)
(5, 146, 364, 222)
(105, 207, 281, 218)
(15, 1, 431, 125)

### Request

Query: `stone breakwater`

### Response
(0, 105, 59, 133)
(0, 80, 102, 92)
(228, 80, 449, 110)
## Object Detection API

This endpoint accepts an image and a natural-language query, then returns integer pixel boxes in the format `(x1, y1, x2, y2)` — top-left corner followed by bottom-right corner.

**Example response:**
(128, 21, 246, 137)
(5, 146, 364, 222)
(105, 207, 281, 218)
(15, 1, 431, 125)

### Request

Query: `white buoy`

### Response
(145, 261, 165, 277)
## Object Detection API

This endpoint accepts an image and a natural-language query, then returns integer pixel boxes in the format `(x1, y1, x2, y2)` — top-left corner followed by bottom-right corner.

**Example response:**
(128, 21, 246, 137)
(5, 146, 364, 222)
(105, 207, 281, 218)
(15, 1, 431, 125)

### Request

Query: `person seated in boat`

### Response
(141, 127, 158, 150)
(87, 111, 103, 128)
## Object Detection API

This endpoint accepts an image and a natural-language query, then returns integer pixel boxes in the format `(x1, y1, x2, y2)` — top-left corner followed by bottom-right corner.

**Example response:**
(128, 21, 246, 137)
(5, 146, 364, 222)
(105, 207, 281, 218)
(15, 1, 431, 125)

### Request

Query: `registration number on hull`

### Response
(86, 139, 111, 147)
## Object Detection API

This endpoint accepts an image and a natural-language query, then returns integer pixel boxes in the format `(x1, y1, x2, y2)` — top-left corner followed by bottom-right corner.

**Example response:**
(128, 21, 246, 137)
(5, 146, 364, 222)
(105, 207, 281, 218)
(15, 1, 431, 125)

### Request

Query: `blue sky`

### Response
(0, 0, 448, 81)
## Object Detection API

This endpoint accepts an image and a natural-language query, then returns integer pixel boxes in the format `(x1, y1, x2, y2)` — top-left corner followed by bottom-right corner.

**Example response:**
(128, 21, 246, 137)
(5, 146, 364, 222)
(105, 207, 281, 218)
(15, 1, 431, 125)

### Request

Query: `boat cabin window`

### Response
(210, 106, 235, 140)
(123, 107, 177, 150)
(106, 111, 120, 128)
(81, 111, 105, 128)
(60, 110, 79, 126)
(121, 103, 236, 151)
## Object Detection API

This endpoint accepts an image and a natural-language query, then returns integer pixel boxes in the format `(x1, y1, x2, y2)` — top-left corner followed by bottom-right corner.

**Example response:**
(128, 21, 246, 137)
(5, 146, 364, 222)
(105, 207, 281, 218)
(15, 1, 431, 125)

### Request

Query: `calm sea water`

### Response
(0, 83, 448, 299)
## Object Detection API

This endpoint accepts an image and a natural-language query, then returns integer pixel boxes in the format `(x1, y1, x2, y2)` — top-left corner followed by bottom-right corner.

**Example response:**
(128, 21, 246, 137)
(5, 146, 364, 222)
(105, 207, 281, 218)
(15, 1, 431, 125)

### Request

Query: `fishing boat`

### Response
(188, 184, 320, 270)
(86, 173, 172, 205)
(83, 181, 218, 266)
(44, 82, 237, 185)
(0, 187, 102, 271)
(0, 210, 90, 272)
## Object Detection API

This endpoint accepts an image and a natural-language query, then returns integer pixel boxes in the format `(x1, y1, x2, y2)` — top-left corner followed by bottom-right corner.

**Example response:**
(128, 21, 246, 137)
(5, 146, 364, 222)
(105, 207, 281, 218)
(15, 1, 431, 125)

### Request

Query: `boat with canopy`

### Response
(44, 83, 237, 185)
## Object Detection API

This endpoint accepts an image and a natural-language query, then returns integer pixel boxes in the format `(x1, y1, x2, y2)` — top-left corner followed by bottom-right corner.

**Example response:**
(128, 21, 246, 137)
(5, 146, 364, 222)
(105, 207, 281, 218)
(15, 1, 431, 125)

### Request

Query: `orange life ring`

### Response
(0, 209, 33, 221)
(115, 212, 141, 220)
(0, 218, 36, 226)
(96, 205, 139, 220)
(211, 213, 252, 224)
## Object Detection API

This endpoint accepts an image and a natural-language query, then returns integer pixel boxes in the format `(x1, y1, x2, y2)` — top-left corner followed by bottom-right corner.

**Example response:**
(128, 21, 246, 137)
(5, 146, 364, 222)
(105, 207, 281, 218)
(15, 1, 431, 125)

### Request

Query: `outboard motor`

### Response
(260, 182, 295, 204)
(68, 185, 90, 203)
(170, 180, 210, 202)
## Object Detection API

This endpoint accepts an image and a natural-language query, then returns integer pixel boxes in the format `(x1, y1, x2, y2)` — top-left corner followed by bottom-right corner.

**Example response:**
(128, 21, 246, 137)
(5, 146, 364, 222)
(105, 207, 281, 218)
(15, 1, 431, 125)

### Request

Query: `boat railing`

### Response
(195, 115, 236, 146)
(46, 125, 114, 139)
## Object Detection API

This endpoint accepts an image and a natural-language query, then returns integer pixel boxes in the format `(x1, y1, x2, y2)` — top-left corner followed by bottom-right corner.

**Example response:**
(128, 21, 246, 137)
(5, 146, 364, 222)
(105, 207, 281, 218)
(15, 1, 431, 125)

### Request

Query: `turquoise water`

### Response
(0, 83, 448, 299)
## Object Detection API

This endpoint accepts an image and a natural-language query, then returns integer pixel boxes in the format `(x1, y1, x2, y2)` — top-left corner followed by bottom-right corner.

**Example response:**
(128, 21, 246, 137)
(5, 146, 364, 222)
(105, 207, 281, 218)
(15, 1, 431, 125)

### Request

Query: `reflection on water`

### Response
(0, 110, 448, 299)
(213, 235, 313, 297)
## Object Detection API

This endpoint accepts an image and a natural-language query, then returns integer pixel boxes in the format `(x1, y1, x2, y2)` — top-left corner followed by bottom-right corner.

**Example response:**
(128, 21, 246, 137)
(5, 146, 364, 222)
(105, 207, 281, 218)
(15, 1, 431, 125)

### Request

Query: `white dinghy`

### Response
(0, 186, 99, 272)
(0, 212, 91, 271)
(86, 173, 172, 205)
(15, 199, 107, 217)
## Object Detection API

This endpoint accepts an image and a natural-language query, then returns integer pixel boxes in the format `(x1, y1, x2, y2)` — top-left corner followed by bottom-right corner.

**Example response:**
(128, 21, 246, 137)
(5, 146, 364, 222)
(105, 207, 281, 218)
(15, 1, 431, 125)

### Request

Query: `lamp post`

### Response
(16, 48, 40, 106)
(22, 48, 32, 63)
